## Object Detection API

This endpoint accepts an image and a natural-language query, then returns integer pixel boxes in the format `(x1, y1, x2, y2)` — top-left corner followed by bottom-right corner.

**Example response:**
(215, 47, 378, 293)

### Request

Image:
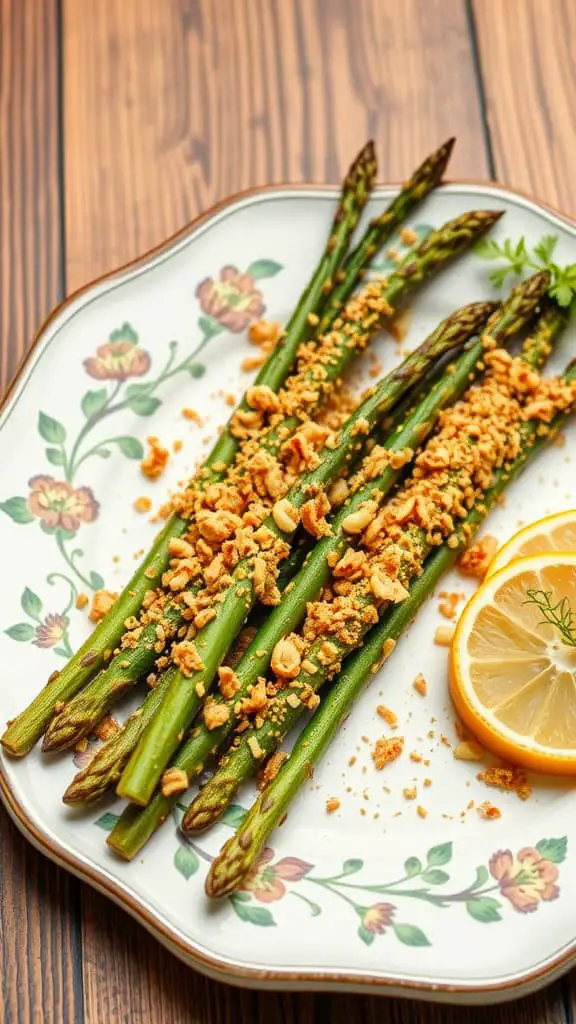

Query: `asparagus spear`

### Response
(316, 138, 455, 332)
(63, 300, 496, 806)
(105, 285, 562, 857)
(114, 287, 494, 807)
(205, 361, 576, 897)
(179, 280, 560, 833)
(1, 141, 377, 758)
(48, 209, 501, 769)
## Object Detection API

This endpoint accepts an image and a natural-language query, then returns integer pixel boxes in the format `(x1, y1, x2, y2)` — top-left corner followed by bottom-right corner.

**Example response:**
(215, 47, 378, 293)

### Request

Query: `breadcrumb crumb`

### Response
(400, 227, 419, 246)
(434, 625, 455, 647)
(376, 704, 398, 728)
(477, 800, 501, 820)
(371, 736, 404, 770)
(94, 715, 120, 741)
(133, 496, 152, 514)
(416, 805, 428, 818)
(141, 436, 169, 480)
(181, 408, 203, 425)
(453, 740, 484, 762)
(75, 592, 89, 610)
(477, 765, 532, 801)
(88, 589, 117, 623)
(326, 797, 340, 814)
(413, 673, 427, 696)
(458, 535, 499, 579)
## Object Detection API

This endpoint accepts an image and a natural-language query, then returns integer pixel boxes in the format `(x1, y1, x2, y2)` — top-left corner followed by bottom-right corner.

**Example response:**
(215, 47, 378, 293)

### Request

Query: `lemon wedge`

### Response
(450, 552, 576, 774)
(487, 509, 576, 577)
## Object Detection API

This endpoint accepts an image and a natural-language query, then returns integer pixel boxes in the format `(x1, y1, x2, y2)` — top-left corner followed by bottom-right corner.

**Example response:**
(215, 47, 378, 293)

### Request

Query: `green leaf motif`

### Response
(426, 842, 452, 867)
(94, 811, 120, 831)
(357, 924, 375, 946)
(229, 894, 276, 927)
(188, 363, 206, 379)
(5, 623, 35, 642)
(404, 856, 422, 877)
(81, 389, 108, 420)
(393, 922, 431, 947)
(95, 449, 112, 459)
(471, 865, 489, 889)
(198, 316, 222, 340)
(536, 837, 568, 864)
(89, 571, 105, 591)
(114, 437, 144, 459)
(127, 394, 161, 416)
(466, 897, 502, 923)
(0, 497, 34, 524)
(110, 322, 138, 344)
(21, 587, 43, 620)
(38, 411, 66, 444)
(221, 804, 248, 829)
(46, 447, 65, 467)
(247, 259, 283, 280)
(173, 844, 199, 880)
(53, 646, 70, 659)
(421, 869, 449, 886)
(341, 858, 363, 876)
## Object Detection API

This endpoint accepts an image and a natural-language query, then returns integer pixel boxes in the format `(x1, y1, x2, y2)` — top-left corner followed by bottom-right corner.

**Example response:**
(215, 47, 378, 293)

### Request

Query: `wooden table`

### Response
(1, 1, 575, 1020)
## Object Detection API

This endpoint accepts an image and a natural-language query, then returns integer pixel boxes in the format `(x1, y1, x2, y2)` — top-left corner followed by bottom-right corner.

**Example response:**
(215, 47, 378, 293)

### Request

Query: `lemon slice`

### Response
(450, 552, 576, 774)
(487, 509, 576, 578)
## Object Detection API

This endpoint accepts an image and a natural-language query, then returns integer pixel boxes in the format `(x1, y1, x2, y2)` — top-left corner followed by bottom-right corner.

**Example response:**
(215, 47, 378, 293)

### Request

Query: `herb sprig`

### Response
(475, 234, 576, 307)
(524, 588, 576, 647)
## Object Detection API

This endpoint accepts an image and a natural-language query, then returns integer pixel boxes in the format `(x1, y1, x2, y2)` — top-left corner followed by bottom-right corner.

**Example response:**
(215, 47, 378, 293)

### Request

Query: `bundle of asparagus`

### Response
(3, 136, 464, 761)
(9, 136, 575, 903)
(104, 278, 570, 861)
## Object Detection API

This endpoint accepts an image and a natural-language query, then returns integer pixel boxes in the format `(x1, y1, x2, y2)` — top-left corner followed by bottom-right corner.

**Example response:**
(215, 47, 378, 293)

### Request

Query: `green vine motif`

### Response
(92, 804, 567, 942)
(1, 258, 284, 653)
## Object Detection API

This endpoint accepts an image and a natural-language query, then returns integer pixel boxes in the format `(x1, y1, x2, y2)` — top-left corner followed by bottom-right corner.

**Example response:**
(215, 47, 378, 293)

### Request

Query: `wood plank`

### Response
(62, 0, 488, 291)
(472, 0, 576, 214)
(0, 1, 84, 1021)
(61, 1, 491, 1021)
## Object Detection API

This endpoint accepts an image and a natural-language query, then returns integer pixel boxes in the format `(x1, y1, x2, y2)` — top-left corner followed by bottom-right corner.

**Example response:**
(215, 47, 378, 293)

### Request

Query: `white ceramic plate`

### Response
(1, 182, 575, 1004)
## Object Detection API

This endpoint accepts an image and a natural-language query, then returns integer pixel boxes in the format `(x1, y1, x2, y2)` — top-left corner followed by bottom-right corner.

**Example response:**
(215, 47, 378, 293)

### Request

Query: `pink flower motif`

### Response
(360, 902, 396, 935)
(196, 266, 265, 333)
(27, 475, 99, 532)
(489, 847, 560, 913)
(241, 847, 313, 903)
(84, 341, 151, 381)
(33, 613, 68, 649)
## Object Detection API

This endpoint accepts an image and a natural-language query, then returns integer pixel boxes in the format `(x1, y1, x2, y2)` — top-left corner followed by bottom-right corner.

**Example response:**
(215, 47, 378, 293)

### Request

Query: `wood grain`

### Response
(0, 0, 63, 389)
(62, 0, 488, 291)
(0, 1, 83, 1021)
(472, 0, 576, 214)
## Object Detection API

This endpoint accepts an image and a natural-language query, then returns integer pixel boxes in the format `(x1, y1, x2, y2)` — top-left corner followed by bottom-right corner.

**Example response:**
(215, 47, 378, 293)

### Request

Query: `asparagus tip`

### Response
(438, 135, 456, 166)
(41, 722, 71, 753)
(205, 840, 246, 899)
